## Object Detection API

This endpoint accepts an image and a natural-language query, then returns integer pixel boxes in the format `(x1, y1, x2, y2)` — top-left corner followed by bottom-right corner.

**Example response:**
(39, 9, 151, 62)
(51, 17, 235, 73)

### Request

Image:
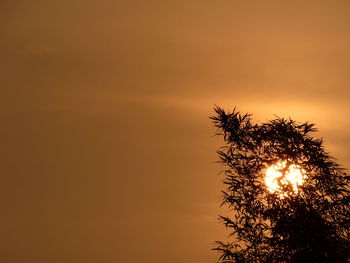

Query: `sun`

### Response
(265, 161, 305, 197)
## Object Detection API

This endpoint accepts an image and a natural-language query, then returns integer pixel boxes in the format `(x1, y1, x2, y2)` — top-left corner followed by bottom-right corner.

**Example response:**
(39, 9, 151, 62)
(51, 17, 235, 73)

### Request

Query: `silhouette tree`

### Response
(211, 106, 350, 263)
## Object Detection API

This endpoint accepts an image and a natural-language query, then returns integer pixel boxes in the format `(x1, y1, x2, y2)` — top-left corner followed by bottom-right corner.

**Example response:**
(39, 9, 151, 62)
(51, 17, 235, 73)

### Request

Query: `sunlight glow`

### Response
(265, 161, 305, 197)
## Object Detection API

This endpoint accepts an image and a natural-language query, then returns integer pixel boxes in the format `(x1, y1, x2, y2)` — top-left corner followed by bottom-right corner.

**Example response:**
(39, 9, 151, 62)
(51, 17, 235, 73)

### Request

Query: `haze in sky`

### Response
(1, 1, 350, 262)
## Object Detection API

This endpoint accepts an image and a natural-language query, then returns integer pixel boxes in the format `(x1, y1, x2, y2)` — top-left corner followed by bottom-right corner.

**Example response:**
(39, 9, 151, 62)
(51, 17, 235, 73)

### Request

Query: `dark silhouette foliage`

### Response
(211, 106, 350, 263)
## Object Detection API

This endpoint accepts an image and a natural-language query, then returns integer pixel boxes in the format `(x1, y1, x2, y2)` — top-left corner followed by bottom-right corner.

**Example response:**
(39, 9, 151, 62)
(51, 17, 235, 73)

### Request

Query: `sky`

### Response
(1, 1, 350, 262)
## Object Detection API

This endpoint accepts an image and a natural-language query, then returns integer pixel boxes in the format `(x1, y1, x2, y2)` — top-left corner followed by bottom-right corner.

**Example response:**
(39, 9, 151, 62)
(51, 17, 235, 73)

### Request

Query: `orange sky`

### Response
(1, 1, 350, 262)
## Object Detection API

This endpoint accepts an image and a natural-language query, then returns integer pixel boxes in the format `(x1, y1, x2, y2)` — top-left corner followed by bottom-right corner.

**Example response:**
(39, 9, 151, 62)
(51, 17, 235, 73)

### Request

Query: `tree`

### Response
(211, 106, 350, 263)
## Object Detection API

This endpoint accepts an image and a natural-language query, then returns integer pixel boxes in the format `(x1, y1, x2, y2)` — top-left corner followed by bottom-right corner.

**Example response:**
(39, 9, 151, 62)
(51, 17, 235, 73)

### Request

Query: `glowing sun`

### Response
(265, 161, 305, 196)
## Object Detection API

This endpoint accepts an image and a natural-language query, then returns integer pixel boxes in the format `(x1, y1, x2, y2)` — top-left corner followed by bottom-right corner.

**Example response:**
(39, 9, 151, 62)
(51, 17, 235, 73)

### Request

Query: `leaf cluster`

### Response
(211, 106, 350, 263)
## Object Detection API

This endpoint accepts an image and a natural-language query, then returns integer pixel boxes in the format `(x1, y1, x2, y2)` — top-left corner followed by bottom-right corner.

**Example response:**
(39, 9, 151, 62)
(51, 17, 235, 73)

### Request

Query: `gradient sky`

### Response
(2, 1, 350, 262)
